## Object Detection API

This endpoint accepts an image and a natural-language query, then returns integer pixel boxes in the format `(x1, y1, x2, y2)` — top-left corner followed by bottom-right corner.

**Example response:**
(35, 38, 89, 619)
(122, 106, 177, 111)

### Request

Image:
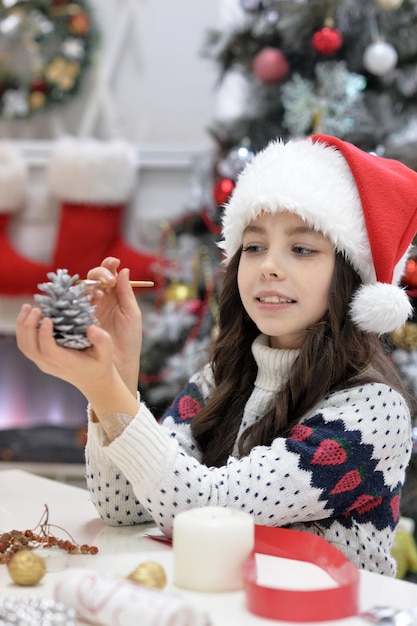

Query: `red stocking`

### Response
(49, 137, 163, 285)
(0, 143, 51, 296)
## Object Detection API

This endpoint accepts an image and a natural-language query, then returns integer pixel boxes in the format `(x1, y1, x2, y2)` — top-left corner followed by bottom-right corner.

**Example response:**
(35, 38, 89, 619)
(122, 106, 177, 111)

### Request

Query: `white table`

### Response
(1, 469, 417, 625)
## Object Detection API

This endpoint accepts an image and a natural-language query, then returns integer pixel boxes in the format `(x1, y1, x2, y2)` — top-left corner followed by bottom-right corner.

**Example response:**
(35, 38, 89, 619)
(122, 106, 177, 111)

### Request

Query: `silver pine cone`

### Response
(34, 269, 97, 350)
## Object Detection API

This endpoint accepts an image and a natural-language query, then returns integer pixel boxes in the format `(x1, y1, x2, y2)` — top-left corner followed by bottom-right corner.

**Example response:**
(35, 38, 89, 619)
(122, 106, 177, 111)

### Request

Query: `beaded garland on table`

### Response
(0, 0, 97, 119)
(0, 596, 76, 626)
(0, 504, 99, 565)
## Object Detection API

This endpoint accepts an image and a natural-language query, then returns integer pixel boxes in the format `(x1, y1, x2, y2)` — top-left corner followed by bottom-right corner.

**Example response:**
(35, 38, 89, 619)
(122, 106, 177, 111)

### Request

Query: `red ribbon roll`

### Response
(243, 525, 360, 622)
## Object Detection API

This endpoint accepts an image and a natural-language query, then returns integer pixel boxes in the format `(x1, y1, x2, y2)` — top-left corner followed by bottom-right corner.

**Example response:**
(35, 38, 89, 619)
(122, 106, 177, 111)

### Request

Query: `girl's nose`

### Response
(260, 253, 285, 279)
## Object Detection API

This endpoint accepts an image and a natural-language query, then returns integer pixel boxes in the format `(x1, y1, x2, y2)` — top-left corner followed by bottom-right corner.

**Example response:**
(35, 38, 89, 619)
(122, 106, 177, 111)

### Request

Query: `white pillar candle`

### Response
(173, 506, 254, 592)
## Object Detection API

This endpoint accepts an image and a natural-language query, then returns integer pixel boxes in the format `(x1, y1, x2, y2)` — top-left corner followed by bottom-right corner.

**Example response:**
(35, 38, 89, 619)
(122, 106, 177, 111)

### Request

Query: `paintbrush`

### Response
(77, 279, 154, 288)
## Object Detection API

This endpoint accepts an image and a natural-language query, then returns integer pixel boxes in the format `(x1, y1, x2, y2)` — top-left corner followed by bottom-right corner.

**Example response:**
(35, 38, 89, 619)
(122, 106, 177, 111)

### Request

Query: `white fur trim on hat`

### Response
(220, 137, 376, 284)
(0, 142, 27, 213)
(350, 283, 412, 335)
(48, 136, 137, 204)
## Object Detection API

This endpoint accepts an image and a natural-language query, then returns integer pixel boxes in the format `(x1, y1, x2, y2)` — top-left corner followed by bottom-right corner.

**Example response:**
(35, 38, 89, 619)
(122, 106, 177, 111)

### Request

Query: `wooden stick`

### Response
(77, 279, 154, 288)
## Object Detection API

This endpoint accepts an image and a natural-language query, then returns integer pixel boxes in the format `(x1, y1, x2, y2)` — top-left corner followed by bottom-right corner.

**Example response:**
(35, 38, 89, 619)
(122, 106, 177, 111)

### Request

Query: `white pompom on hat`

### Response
(220, 133, 417, 335)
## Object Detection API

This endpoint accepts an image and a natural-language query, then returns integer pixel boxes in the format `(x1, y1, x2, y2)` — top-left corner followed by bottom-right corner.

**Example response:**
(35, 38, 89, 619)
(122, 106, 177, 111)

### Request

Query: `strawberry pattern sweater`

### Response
(85, 334, 412, 576)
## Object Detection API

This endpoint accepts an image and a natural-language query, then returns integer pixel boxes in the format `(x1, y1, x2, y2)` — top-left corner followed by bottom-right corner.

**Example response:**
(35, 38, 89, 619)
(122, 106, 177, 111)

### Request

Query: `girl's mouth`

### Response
(257, 296, 294, 304)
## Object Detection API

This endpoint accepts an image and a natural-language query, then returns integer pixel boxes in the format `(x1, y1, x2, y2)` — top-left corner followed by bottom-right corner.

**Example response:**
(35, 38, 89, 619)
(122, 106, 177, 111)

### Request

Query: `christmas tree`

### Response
(205, 0, 417, 167)
(139, 205, 223, 416)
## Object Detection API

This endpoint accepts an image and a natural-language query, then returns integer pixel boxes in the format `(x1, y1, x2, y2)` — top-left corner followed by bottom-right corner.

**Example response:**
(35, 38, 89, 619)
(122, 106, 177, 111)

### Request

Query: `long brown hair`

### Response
(190, 250, 411, 467)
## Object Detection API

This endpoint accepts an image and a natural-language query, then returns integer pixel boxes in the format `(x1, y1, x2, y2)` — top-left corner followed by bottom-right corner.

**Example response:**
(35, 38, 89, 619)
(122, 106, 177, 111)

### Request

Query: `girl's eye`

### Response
(241, 244, 265, 253)
(292, 245, 317, 256)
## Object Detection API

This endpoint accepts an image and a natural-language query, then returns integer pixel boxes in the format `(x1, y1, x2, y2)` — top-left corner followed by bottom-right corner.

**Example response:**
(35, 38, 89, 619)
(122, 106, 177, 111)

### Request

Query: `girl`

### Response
(16, 134, 417, 576)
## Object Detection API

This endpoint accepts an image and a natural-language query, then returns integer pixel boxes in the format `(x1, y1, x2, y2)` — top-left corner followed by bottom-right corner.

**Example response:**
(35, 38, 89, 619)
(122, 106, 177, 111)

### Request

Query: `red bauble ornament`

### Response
(403, 258, 417, 289)
(31, 79, 47, 94)
(69, 13, 90, 35)
(212, 178, 235, 205)
(252, 47, 290, 84)
(312, 26, 343, 55)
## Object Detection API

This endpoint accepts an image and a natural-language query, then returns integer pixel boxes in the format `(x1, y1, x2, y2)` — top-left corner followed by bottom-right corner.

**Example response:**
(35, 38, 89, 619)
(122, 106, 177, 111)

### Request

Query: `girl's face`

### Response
(237, 211, 335, 349)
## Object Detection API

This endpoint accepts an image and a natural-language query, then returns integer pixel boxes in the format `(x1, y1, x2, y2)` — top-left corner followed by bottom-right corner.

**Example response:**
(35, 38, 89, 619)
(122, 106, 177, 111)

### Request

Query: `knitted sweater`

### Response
(85, 334, 412, 576)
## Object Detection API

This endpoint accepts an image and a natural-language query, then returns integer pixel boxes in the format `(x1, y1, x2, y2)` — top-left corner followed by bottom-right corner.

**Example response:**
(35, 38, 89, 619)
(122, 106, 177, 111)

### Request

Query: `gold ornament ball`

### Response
(163, 281, 196, 303)
(29, 91, 46, 111)
(391, 323, 417, 350)
(127, 560, 167, 589)
(7, 550, 46, 586)
(374, 0, 403, 10)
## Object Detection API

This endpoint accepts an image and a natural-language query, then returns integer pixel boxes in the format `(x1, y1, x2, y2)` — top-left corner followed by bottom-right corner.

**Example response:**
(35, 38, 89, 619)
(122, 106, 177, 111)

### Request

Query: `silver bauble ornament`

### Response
(217, 144, 255, 180)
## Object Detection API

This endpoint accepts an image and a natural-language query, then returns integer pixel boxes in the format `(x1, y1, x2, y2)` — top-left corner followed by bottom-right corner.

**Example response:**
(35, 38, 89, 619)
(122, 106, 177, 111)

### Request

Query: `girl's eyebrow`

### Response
(242, 224, 265, 236)
(243, 222, 324, 238)
(287, 225, 323, 237)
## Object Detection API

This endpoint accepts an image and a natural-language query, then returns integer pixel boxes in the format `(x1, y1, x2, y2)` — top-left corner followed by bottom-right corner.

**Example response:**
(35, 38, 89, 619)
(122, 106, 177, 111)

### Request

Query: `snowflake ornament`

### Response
(281, 61, 367, 137)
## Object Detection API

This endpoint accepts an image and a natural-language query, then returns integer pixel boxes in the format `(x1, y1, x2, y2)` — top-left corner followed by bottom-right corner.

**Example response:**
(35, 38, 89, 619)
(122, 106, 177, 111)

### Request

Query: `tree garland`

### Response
(0, 0, 97, 119)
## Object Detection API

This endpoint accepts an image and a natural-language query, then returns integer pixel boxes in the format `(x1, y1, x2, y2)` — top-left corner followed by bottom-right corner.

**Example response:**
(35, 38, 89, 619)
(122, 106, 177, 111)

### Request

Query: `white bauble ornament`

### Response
(215, 68, 251, 122)
(374, 0, 403, 10)
(240, 0, 271, 10)
(363, 41, 398, 76)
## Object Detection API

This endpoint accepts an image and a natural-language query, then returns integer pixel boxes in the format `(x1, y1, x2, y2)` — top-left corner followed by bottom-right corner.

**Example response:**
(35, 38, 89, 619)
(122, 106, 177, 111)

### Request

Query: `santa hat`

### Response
(220, 134, 417, 335)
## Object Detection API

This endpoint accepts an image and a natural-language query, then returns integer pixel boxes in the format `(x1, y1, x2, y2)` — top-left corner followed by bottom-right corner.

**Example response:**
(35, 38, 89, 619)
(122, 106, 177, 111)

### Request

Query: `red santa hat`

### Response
(220, 134, 417, 335)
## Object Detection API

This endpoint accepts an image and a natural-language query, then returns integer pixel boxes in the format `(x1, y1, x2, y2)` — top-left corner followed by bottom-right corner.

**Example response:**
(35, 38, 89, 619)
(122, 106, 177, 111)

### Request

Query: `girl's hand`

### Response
(86, 257, 143, 395)
(16, 303, 116, 396)
(16, 304, 139, 419)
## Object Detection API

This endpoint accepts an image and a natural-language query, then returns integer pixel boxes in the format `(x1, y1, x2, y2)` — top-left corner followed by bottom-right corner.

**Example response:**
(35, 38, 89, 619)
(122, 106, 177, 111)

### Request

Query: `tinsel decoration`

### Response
(0, 596, 76, 625)
(281, 61, 367, 137)
(34, 269, 97, 350)
(0, 0, 97, 119)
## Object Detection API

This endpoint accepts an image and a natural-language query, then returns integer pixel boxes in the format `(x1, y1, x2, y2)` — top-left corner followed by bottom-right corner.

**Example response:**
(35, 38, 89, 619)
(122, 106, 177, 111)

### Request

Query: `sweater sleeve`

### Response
(85, 369, 212, 526)
(85, 414, 154, 526)
(99, 382, 411, 537)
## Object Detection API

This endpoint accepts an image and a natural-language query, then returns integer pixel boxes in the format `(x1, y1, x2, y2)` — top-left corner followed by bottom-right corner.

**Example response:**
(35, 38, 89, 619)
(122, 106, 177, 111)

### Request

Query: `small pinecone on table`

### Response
(34, 269, 97, 350)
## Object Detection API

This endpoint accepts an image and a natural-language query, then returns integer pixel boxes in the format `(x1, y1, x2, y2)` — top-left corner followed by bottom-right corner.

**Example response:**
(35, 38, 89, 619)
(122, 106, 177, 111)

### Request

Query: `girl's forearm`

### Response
(83, 372, 140, 440)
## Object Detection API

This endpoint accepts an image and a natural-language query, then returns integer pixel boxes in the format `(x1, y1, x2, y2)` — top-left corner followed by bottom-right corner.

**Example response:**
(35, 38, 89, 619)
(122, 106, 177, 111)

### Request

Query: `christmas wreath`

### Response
(0, 0, 97, 119)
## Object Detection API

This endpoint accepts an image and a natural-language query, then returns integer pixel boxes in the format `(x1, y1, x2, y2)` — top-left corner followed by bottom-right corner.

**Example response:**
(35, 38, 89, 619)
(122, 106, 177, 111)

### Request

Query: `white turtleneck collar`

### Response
(251, 334, 300, 392)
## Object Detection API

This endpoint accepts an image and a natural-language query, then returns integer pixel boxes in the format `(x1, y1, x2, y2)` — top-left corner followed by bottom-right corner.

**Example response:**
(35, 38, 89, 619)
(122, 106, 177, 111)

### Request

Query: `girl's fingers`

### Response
(86, 257, 121, 286)
(16, 303, 37, 326)
(37, 316, 55, 344)
(16, 305, 42, 354)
